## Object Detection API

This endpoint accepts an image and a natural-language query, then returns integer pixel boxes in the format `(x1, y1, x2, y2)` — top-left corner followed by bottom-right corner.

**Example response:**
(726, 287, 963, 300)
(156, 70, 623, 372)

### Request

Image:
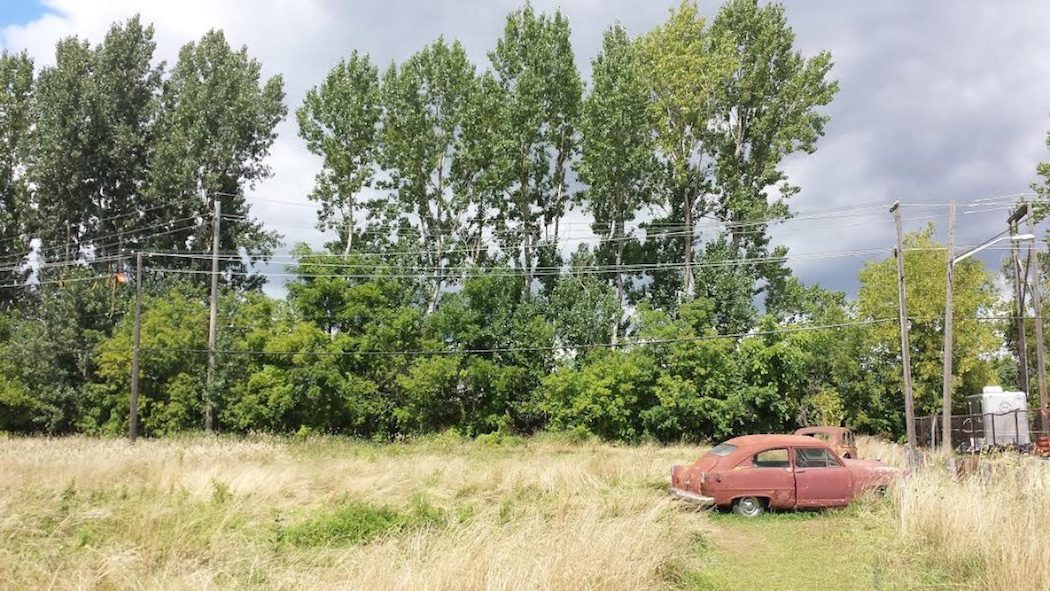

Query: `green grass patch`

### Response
(275, 495, 444, 547)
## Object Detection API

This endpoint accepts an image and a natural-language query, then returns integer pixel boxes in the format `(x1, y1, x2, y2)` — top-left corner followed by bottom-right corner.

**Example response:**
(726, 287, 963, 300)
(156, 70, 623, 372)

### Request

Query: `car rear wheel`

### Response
(732, 496, 766, 517)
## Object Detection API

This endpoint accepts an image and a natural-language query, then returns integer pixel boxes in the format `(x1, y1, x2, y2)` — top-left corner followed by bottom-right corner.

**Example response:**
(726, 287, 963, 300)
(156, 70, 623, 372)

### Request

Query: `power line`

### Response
(0, 215, 203, 267)
(133, 318, 898, 357)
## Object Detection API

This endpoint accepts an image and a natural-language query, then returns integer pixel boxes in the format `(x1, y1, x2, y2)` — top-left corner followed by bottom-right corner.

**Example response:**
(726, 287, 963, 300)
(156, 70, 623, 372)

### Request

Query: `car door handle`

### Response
(795, 469, 806, 474)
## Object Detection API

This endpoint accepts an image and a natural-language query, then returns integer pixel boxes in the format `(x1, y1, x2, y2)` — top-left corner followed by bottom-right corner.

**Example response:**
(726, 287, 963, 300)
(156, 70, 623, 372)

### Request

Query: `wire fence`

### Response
(916, 407, 1050, 453)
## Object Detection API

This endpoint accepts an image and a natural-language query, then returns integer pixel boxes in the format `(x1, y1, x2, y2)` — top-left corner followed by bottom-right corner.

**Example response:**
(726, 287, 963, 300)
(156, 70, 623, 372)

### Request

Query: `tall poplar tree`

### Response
(150, 29, 285, 287)
(701, 0, 837, 331)
(640, 0, 836, 330)
(489, 6, 582, 292)
(0, 51, 33, 299)
(381, 38, 476, 313)
(579, 25, 661, 343)
(30, 17, 162, 261)
(639, 2, 730, 302)
(297, 51, 381, 255)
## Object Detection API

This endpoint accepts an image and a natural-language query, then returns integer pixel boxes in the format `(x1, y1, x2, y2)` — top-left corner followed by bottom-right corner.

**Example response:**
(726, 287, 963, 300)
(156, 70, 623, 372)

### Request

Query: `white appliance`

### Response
(965, 386, 1030, 447)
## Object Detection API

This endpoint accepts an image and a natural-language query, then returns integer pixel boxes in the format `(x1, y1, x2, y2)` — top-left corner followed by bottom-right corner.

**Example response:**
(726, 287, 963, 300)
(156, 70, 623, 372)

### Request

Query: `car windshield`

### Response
(708, 443, 737, 457)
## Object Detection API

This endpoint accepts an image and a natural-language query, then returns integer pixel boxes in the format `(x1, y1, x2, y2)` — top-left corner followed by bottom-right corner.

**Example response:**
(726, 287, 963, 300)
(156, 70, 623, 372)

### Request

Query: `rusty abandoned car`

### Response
(669, 434, 898, 517)
(793, 426, 858, 459)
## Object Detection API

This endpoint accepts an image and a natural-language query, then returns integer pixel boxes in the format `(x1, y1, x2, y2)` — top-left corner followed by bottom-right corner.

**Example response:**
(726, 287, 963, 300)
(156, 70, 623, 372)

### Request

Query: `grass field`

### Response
(0, 433, 1046, 590)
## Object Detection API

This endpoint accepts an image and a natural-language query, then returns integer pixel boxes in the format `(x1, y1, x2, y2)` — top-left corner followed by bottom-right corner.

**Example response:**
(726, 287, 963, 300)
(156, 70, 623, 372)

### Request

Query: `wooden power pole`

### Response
(890, 201, 919, 467)
(205, 198, 220, 433)
(129, 252, 143, 442)
(941, 202, 956, 453)
(1009, 207, 1030, 398)
(1025, 205, 1049, 432)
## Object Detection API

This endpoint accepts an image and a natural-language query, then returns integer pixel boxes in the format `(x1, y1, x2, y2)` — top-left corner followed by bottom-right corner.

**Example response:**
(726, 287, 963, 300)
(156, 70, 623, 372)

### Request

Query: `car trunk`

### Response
(671, 454, 724, 492)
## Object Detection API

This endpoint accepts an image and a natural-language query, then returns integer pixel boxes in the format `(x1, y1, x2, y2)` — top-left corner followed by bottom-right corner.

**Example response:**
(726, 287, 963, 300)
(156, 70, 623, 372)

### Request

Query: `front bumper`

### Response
(669, 487, 715, 505)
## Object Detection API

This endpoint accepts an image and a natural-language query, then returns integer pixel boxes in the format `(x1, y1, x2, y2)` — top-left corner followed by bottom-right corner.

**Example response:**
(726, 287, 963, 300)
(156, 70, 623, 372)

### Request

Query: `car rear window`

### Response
(708, 443, 737, 457)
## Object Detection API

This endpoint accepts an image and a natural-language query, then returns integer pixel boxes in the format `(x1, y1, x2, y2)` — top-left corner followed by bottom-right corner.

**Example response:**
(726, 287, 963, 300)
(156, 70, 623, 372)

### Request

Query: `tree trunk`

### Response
(612, 205, 626, 346)
(522, 228, 532, 293)
(428, 155, 446, 315)
(682, 189, 693, 300)
(343, 201, 354, 255)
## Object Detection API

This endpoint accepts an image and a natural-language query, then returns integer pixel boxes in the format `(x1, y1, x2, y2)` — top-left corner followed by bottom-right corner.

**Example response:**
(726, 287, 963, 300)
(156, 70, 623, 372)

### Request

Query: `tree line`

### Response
(0, 1, 1035, 441)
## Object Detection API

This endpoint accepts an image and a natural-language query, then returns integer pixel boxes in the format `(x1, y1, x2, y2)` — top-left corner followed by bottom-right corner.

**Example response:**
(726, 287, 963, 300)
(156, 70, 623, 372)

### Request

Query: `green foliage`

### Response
(29, 17, 163, 259)
(0, 4, 990, 446)
(800, 388, 846, 427)
(579, 26, 661, 342)
(0, 371, 35, 432)
(297, 51, 381, 254)
(857, 226, 999, 418)
(381, 38, 478, 311)
(544, 350, 658, 441)
(93, 287, 207, 435)
(489, 5, 583, 291)
(638, 0, 837, 322)
(150, 29, 285, 287)
(548, 248, 619, 348)
(0, 270, 131, 433)
(0, 50, 33, 302)
(275, 496, 443, 547)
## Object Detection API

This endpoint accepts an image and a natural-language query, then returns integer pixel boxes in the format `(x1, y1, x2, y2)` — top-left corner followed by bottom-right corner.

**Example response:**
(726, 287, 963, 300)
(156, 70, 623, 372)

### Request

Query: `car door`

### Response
(721, 447, 796, 509)
(793, 447, 851, 507)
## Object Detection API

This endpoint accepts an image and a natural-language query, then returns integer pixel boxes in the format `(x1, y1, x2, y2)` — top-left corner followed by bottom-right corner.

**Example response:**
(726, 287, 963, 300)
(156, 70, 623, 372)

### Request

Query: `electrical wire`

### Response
(131, 317, 898, 357)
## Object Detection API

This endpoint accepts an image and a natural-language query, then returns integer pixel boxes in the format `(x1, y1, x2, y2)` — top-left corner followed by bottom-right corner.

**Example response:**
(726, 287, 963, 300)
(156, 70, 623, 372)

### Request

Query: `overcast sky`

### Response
(3, 0, 1050, 295)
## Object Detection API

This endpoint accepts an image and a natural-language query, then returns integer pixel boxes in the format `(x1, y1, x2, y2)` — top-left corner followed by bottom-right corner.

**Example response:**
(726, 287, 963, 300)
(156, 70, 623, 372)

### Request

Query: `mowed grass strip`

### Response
(682, 503, 957, 591)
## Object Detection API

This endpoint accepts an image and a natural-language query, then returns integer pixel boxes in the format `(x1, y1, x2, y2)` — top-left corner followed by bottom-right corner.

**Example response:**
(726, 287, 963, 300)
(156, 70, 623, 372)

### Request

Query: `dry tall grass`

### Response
(5, 434, 1047, 590)
(859, 436, 1050, 591)
(0, 434, 709, 590)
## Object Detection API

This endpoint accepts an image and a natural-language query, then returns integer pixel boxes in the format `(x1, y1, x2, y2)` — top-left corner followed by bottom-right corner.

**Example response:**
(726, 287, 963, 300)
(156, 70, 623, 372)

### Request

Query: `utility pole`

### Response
(129, 252, 143, 442)
(1025, 204, 1049, 432)
(890, 201, 919, 468)
(1009, 206, 1030, 398)
(205, 198, 220, 433)
(941, 201, 956, 454)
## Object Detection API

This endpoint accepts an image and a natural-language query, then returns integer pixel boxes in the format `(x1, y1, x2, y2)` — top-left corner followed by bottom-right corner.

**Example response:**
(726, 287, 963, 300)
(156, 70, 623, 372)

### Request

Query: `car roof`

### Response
(722, 434, 833, 449)
(794, 426, 848, 436)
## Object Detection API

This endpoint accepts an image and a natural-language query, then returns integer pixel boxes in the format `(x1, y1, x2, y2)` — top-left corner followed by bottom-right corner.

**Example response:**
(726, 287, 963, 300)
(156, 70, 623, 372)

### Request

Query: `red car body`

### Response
(669, 434, 897, 515)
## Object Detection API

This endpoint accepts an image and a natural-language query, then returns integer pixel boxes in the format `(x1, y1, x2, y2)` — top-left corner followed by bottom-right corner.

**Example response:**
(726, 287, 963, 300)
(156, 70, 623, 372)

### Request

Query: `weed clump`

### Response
(275, 495, 443, 547)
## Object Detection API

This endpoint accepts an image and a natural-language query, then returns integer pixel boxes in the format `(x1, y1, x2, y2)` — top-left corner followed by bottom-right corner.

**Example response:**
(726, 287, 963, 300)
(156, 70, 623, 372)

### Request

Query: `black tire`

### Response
(732, 496, 766, 517)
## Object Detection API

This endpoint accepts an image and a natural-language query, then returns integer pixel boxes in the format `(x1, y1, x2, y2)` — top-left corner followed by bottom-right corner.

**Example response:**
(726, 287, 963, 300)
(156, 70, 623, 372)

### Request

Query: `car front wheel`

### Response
(732, 496, 766, 517)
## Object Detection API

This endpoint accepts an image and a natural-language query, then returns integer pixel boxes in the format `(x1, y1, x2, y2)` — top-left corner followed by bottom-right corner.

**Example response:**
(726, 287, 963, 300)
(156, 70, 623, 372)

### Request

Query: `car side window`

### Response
(753, 448, 790, 468)
(795, 447, 840, 468)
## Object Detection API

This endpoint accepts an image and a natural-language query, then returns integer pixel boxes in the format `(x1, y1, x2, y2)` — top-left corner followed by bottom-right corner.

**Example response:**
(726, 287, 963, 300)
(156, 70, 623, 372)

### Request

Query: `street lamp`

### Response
(942, 226, 1035, 455)
(952, 233, 1034, 264)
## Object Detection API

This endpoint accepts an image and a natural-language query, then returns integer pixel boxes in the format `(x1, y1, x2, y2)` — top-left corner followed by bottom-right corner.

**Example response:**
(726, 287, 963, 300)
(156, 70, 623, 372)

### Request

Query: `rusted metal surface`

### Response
(793, 426, 859, 459)
(669, 434, 899, 514)
(1035, 435, 1050, 458)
